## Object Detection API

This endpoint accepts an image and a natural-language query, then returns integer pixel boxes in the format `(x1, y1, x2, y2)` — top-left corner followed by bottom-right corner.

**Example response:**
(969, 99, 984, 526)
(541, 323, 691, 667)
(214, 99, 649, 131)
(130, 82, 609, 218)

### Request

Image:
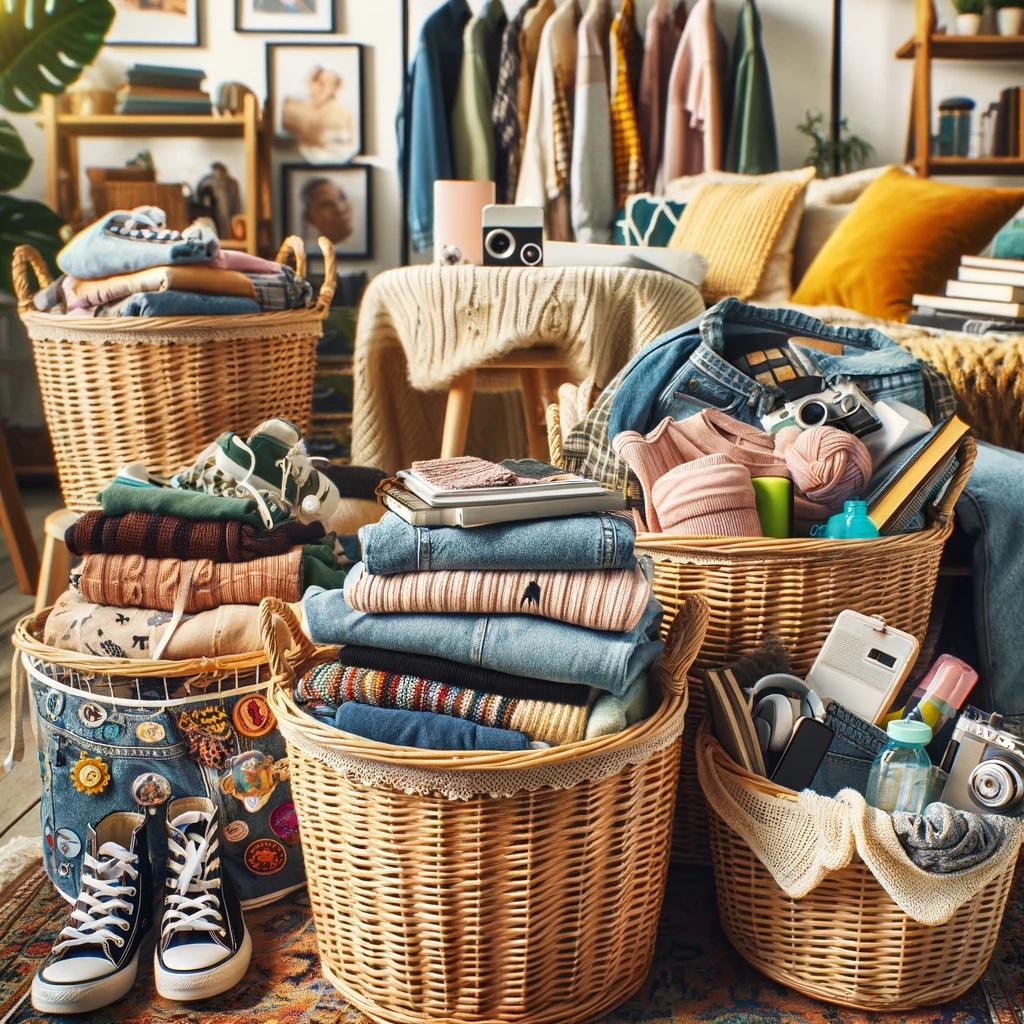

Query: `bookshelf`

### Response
(896, 0, 1024, 176)
(38, 92, 269, 254)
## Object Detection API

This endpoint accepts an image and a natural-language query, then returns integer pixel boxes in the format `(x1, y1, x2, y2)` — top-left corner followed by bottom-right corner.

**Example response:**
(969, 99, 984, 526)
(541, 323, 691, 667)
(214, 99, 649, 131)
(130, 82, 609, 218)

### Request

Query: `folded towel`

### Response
(332, 703, 531, 751)
(63, 265, 257, 311)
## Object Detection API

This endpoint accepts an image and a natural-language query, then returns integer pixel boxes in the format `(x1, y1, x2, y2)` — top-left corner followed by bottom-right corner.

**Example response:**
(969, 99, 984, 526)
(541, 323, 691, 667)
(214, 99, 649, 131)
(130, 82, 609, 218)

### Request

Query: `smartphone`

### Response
(770, 717, 835, 792)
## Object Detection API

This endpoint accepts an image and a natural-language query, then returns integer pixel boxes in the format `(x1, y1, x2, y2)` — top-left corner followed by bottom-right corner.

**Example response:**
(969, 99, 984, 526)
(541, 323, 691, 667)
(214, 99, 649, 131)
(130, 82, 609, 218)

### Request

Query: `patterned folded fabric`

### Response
(296, 661, 590, 746)
(66, 509, 325, 562)
(244, 265, 314, 310)
(344, 561, 651, 632)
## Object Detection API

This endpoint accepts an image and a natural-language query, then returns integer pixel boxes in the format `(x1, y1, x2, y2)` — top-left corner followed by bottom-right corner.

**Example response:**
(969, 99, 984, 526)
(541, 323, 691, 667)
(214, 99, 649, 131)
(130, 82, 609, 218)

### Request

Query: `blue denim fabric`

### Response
(360, 511, 637, 575)
(809, 701, 888, 798)
(332, 703, 531, 751)
(607, 298, 930, 436)
(120, 291, 261, 317)
(28, 669, 305, 908)
(302, 584, 664, 698)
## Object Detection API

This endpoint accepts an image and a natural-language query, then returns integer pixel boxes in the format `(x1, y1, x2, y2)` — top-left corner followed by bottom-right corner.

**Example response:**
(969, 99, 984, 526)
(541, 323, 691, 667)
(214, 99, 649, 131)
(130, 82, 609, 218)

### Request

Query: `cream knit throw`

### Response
(350, 265, 705, 472)
(696, 732, 1024, 926)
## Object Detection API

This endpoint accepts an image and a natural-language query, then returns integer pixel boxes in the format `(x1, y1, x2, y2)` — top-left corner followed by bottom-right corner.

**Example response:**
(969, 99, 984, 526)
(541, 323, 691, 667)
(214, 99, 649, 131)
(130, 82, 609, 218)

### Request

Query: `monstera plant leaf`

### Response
(0, 119, 32, 191)
(0, 195, 65, 296)
(0, 0, 115, 114)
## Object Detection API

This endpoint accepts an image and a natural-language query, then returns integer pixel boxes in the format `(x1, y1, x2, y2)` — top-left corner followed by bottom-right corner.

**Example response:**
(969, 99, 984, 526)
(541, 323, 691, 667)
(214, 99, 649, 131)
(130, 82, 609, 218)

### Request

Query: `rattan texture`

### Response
(258, 595, 709, 1024)
(547, 401, 976, 867)
(13, 237, 335, 512)
(91, 182, 191, 231)
(697, 723, 1018, 1011)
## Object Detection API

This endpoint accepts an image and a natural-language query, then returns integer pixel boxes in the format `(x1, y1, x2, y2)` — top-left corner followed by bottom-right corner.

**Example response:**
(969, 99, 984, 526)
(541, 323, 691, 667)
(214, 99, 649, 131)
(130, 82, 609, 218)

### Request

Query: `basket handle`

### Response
(12, 245, 52, 314)
(658, 595, 709, 697)
(930, 434, 977, 522)
(259, 597, 320, 688)
(274, 235, 307, 278)
(1, 649, 26, 778)
(312, 235, 337, 320)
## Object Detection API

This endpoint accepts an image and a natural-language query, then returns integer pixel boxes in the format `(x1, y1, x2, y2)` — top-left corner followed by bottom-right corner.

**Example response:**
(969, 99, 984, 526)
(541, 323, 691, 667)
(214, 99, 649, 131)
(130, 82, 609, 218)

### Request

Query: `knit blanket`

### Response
(350, 265, 705, 472)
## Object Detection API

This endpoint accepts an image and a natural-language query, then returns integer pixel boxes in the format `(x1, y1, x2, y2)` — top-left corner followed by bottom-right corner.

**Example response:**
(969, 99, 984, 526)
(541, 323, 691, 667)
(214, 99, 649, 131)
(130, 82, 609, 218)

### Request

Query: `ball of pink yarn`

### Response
(783, 425, 872, 514)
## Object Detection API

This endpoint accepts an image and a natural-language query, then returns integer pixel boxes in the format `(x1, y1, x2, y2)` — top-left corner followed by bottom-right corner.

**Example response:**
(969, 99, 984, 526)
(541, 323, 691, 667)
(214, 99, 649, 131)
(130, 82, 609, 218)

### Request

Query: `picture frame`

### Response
(281, 163, 373, 261)
(266, 43, 364, 165)
(105, 0, 200, 47)
(235, 0, 335, 34)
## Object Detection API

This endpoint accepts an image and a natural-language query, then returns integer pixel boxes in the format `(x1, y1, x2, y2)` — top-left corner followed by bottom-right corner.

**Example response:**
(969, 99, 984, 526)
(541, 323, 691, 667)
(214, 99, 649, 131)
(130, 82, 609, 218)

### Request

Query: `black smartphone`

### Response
(770, 717, 835, 792)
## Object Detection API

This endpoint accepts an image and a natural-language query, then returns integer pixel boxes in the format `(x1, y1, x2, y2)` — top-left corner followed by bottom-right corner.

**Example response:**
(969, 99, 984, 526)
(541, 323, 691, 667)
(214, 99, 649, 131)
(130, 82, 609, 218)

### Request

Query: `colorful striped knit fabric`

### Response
(296, 661, 589, 746)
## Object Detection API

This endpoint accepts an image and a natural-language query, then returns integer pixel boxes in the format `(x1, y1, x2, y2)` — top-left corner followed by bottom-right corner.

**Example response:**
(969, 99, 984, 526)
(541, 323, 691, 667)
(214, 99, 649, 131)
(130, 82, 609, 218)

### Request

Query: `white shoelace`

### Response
(53, 843, 139, 953)
(161, 814, 225, 943)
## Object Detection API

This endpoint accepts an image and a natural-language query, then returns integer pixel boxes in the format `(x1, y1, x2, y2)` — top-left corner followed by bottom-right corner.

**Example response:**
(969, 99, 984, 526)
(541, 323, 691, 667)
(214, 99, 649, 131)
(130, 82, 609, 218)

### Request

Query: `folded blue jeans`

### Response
(120, 290, 261, 317)
(359, 511, 637, 575)
(809, 700, 888, 798)
(332, 703, 531, 751)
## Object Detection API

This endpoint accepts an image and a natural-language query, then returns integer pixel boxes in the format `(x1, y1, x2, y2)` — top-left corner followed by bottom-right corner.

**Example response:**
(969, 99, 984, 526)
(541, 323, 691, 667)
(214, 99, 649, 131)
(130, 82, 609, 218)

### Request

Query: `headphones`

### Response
(747, 673, 826, 755)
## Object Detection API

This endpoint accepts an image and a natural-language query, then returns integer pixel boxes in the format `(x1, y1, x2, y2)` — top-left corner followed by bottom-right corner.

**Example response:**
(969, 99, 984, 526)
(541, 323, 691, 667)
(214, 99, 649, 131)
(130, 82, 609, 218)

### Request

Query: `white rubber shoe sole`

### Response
(154, 926, 253, 1001)
(32, 949, 140, 1014)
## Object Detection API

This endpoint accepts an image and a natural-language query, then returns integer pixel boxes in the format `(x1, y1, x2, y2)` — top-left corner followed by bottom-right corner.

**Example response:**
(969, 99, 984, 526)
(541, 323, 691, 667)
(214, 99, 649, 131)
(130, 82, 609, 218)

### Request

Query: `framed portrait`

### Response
(106, 0, 200, 46)
(236, 0, 335, 33)
(282, 163, 373, 261)
(267, 43, 364, 165)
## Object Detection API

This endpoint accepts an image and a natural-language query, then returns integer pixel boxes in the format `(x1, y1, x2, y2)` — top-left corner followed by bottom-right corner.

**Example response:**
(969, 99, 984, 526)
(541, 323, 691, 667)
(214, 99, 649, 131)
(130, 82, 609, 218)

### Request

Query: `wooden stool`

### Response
(0, 426, 39, 596)
(35, 508, 79, 613)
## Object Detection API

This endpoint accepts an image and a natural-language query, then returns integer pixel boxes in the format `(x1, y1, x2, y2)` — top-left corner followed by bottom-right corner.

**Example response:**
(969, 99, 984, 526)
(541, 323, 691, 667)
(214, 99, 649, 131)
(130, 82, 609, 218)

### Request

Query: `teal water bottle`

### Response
(825, 500, 880, 540)
(865, 720, 933, 814)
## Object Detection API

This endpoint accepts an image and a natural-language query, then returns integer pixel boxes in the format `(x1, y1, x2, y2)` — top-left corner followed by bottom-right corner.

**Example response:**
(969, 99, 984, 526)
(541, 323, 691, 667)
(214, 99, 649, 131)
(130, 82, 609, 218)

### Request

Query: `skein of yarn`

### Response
(782, 425, 873, 518)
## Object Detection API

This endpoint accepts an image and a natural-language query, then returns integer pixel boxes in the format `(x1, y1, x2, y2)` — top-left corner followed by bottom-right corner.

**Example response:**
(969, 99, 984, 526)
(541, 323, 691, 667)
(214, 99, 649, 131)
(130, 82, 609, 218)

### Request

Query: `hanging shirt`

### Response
(571, 0, 615, 242)
(638, 0, 687, 193)
(515, 0, 557, 191)
(492, 0, 540, 202)
(403, 0, 472, 251)
(662, 0, 728, 180)
(610, 0, 646, 209)
(725, 0, 780, 175)
(452, 0, 509, 181)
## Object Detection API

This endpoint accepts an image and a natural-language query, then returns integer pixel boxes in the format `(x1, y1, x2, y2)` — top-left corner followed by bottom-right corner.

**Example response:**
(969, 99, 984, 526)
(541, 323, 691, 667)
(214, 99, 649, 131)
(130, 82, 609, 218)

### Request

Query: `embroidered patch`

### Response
(244, 838, 286, 875)
(178, 705, 236, 769)
(55, 828, 82, 859)
(44, 692, 64, 720)
(232, 694, 275, 738)
(220, 750, 279, 813)
(223, 820, 250, 843)
(269, 801, 300, 845)
(71, 752, 111, 795)
(78, 702, 107, 727)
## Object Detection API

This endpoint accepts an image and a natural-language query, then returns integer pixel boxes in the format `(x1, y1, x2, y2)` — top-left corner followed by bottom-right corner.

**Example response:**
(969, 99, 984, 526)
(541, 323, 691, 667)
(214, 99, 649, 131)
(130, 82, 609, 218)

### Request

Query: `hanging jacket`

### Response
(725, 0, 779, 174)
(638, 0, 687, 192)
(610, 0, 646, 207)
(514, 0, 557, 198)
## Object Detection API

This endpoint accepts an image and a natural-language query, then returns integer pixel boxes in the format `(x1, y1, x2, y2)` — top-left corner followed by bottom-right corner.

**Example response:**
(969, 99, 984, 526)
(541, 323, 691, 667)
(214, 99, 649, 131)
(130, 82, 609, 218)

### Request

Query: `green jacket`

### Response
(725, 0, 779, 175)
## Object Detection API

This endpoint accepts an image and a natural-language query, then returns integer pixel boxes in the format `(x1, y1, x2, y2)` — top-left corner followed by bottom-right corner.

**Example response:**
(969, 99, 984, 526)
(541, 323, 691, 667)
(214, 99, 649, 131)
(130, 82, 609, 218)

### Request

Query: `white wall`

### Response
(9, 0, 1016, 274)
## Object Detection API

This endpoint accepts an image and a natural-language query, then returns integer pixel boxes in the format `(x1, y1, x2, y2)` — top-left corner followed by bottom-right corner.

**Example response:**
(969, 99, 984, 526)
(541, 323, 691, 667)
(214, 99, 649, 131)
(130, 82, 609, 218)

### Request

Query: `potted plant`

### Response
(952, 0, 986, 33)
(0, 0, 115, 295)
(797, 112, 874, 178)
(993, 0, 1024, 35)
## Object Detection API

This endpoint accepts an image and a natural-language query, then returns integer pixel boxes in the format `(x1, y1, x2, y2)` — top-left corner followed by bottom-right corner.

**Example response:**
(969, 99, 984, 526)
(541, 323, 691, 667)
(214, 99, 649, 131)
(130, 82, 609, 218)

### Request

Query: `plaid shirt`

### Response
(610, 0, 646, 208)
(246, 265, 314, 311)
(492, 0, 538, 203)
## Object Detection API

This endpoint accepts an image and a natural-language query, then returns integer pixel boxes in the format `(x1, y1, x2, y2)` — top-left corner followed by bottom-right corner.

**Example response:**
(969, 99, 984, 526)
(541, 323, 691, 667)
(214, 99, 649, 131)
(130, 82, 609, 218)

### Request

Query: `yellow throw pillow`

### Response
(792, 167, 1024, 321)
(667, 167, 815, 304)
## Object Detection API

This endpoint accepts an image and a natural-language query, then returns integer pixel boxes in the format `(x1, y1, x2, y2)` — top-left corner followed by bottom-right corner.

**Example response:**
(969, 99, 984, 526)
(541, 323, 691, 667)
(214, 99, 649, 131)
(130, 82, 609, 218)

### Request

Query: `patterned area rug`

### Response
(1, 859, 1021, 1024)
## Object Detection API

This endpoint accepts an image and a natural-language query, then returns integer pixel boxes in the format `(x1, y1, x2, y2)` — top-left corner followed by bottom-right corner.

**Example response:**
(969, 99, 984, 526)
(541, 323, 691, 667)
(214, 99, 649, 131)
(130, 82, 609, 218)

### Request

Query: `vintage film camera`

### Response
(761, 376, 882, 439)
(482, 204, 544, 267)
(939, 706, 1024, 816)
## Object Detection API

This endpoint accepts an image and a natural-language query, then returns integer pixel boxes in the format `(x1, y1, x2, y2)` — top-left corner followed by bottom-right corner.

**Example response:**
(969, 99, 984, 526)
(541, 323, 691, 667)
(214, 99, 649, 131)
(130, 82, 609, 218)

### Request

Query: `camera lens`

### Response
(521, 242, 542, 266)
(484, 228, 515, 260)
(968, 759, 1024, 810)
(797, 400, 828, 427)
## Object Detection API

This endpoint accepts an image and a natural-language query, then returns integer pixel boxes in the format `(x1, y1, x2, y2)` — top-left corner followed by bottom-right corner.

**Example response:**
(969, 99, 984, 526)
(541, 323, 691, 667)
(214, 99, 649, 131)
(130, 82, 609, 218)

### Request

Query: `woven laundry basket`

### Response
(695, 722, 1020, 1010)
(13, 236, 334, 512)
(258, 594, 709, 1024)
(547, 402, 977, 866)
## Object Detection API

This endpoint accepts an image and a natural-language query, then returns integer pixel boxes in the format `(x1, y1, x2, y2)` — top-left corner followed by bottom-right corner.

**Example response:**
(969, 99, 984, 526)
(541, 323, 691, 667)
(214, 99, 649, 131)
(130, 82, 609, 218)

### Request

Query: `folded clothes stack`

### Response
(44, 419, 377, 660)
(299, 484, 667, 752)
(32, 206, 314, 318)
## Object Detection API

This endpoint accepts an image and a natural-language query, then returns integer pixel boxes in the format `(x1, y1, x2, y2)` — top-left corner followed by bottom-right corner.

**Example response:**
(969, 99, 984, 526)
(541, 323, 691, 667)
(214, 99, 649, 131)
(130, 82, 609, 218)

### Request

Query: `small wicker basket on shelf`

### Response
(547, 401, 977, 866)
(13, 236, 335, 512)
(258, 594, 709, 1024)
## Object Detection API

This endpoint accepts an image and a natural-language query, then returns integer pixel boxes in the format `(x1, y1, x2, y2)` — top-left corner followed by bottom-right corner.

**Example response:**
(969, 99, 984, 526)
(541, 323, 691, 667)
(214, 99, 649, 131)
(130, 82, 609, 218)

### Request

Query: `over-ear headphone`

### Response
(748, 673, 826, 755)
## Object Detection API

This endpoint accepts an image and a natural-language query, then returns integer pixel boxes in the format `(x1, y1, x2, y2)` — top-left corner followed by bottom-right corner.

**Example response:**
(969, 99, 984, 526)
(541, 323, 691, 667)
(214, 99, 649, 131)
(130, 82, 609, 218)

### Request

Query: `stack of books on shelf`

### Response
(910, 255, 1024, 334)
(115, 65, 211, 116)
(992, 86, 1024, 158)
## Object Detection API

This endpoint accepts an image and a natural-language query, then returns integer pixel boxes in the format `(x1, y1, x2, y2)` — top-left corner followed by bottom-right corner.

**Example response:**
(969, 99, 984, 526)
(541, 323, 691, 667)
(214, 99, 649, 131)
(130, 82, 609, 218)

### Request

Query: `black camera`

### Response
(482, 204, 544, 267)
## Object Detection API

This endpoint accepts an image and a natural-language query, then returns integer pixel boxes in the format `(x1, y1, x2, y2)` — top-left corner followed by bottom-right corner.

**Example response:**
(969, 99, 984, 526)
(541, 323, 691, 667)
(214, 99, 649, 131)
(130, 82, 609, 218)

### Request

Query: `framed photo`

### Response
(267, 43, 364, 165)
(106, 0, 200, 46)
(235, 0, 335, 33)
(282, 163, 373, 261)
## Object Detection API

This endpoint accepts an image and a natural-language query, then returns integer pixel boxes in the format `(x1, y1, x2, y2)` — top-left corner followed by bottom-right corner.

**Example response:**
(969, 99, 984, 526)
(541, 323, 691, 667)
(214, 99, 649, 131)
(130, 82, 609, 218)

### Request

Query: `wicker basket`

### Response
(695, 722, 1019, 1010)
(258, 594, 709, 1024)
(13, 236, 335, 512)
(547, 402, 977, 866)
(90, 181, 192, 230)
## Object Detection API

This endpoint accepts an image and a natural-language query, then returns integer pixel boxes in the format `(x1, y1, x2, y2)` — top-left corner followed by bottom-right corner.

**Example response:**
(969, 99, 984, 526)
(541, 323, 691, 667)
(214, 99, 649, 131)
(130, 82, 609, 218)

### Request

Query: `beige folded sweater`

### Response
(65, 265, 257, 310)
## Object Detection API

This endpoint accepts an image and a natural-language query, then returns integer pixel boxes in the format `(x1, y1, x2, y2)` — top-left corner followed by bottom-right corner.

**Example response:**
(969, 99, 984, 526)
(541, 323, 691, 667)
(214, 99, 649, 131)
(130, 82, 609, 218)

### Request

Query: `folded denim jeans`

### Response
(809, 700, 888, 798)
(120, 290, 261, 317)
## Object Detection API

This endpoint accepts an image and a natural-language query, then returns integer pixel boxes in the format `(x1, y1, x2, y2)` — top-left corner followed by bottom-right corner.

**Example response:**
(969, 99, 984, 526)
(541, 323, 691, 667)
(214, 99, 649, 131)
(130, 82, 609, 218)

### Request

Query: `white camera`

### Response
(482, 204, 544, 267)
(940, 707, 1024, 816)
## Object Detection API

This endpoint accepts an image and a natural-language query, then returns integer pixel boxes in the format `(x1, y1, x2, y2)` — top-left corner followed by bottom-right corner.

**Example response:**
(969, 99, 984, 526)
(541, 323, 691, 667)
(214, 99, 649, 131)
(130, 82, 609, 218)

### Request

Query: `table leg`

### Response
(441, 369, 477, 459)
(520, 369, 547, 462)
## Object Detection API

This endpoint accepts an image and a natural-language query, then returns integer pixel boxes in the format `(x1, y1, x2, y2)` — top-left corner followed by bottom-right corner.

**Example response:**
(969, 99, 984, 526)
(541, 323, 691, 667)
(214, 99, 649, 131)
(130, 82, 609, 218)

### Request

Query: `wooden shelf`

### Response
(917, 156, 1024, 174)
(40, 113, 246, 138)
(897, 34, 1024, 60)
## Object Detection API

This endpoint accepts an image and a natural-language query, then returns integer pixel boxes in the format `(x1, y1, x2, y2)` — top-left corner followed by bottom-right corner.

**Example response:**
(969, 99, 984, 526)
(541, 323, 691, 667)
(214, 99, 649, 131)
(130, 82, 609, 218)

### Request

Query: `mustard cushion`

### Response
(792, 167, 1024, 321)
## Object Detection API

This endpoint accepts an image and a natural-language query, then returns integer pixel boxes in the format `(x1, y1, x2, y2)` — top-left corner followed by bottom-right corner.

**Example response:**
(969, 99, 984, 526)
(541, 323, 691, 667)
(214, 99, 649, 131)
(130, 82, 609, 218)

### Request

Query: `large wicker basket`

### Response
(259, 595, 709, 1024)
(13, 236, 335, 512)
(695, 723, 1019, 1010)
(547, 402, 976, 866)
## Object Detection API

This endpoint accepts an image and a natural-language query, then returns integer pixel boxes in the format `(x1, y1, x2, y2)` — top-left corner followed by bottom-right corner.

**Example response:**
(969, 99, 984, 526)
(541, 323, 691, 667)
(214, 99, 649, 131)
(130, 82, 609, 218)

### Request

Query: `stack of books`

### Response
(993, 86, 1024, 158)
(115, 65, 211, 116)
(378, 459, 626, 527)
(910, 255, 1024, 334)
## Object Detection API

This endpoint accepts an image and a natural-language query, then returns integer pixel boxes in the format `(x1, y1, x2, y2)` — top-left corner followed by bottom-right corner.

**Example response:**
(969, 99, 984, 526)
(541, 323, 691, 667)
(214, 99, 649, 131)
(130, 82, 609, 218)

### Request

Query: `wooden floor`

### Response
(0, 482, 60, 847)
